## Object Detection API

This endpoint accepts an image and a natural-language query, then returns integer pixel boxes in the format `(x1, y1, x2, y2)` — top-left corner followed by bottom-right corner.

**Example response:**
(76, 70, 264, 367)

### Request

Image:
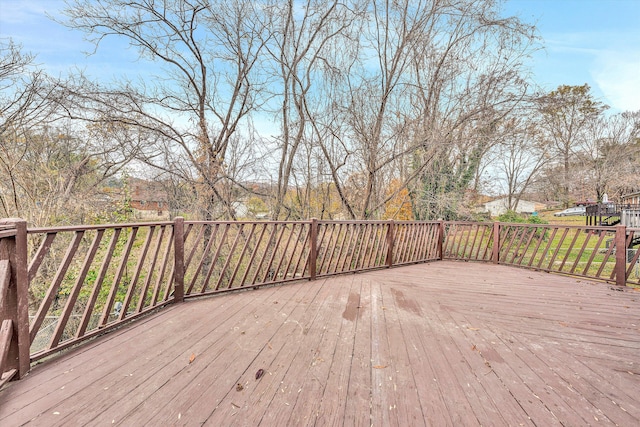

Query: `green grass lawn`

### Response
(538, 210, 587, 226)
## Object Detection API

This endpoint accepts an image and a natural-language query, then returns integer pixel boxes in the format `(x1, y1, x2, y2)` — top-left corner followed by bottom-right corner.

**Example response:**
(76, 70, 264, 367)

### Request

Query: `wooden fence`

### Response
(1, 218, 638, 383)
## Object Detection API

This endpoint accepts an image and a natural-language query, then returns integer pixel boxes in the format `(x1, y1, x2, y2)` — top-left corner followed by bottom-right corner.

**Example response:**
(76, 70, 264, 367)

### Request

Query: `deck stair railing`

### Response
(586, 203, 640, 226)
(0, 217, 638, 383)
(621, 208, 640, 228)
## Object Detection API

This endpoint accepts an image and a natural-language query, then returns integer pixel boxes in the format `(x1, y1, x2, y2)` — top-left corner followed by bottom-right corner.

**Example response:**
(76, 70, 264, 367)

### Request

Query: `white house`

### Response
(482, 197, 539, 217)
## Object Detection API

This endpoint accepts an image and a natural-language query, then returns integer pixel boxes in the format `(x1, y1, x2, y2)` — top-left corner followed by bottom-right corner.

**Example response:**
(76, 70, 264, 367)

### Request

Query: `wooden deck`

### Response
(1, 261, 639, 426)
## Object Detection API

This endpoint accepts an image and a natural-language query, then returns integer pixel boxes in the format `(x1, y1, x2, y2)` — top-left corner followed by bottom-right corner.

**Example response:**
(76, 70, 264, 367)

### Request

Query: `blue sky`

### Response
(504, 0, 640, 112)
(1, 0, 639, 112)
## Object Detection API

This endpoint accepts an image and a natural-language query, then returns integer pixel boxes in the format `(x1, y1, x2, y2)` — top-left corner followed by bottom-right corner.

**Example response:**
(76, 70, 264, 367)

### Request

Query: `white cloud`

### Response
(0, 0, 55, 25)
(592, 51, 640, 112)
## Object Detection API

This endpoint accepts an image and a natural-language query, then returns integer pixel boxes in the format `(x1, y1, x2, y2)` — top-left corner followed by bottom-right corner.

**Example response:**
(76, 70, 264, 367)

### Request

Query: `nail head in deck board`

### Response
(2, 262, 640, 426)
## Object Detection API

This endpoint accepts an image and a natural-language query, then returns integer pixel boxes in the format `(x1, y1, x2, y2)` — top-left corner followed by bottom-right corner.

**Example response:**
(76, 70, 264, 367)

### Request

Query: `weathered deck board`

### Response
(1, 261, 639, 426)
(313, 276, 360, 427)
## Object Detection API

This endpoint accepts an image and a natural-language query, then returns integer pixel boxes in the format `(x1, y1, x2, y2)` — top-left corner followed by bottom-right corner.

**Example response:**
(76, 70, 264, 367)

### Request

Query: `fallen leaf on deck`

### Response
(467, 327, 480, 331)
(189, 353, 196, 364)
(256, 368, 265, 380)
(373, 365, 387, 369)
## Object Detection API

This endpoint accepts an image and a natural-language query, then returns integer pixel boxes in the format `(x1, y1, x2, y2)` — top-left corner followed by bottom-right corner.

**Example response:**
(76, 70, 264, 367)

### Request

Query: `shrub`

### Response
(498, 210, 547, 225)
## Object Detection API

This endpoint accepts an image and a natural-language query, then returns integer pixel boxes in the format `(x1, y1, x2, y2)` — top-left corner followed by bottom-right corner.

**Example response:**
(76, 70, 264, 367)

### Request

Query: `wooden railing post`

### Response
(309, 218, 318, 280)
(0, 218, 30, 380)
(614, 224, 627, 287)
(492, 222, 500, 264)
(386, 220, 394, 267)
(173, 217, 185, 302)
(437, 221, 445, 260)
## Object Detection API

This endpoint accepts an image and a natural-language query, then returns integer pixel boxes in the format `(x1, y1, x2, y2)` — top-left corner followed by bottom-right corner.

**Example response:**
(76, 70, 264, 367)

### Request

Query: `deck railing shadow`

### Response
(1, 217, 638, 384)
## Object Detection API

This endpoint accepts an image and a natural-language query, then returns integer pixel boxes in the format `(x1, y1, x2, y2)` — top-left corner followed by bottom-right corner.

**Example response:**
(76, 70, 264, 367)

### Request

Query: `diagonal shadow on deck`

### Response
(1, 261, 639, 426)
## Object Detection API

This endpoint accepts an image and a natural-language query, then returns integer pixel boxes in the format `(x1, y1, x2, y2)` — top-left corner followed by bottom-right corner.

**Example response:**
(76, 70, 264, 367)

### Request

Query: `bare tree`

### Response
(310, 0, 538, 219)
(579, 111, 640, 201)
(0, 40, 139, 224)
(62, 0, 269, 220)
(0, 40, 58, 220)
(406, 0, 537, 219)
(260, 0, 359, 219)
(55, 0, 539, 222)
(492, 116, 549, 211)
(0, 40, 56, 134)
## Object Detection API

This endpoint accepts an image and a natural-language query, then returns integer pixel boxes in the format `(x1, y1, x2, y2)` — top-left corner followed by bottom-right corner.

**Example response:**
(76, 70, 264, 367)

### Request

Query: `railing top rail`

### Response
(391, 220, 441, 225)
(444, 221, 491, 225)
(18, 218, 634, 235)
(0, 229, 17, 239)
(27, 220, 175, 234)
(0, 220, 21, 237)
(444, 220, 616, 232)
(317, 219, 388, 225)
(182, 219, 442, 226)
(316, 219, 439, 225)
(497, 221, 614, 231)
(184, 219, 309, 225)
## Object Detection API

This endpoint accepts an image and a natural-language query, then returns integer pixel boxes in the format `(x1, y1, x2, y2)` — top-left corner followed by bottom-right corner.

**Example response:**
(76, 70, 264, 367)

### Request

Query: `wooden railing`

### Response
(0, 217, 638, 383)
(0, 224, 18, 387)
(25, 221, 178, 362)
(181, 220, 442, 299)
(315, 220, 441, 275)
(0, 219, 29, 387)
(182, 221, 311, 297)
(444, 222, 639, 286)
